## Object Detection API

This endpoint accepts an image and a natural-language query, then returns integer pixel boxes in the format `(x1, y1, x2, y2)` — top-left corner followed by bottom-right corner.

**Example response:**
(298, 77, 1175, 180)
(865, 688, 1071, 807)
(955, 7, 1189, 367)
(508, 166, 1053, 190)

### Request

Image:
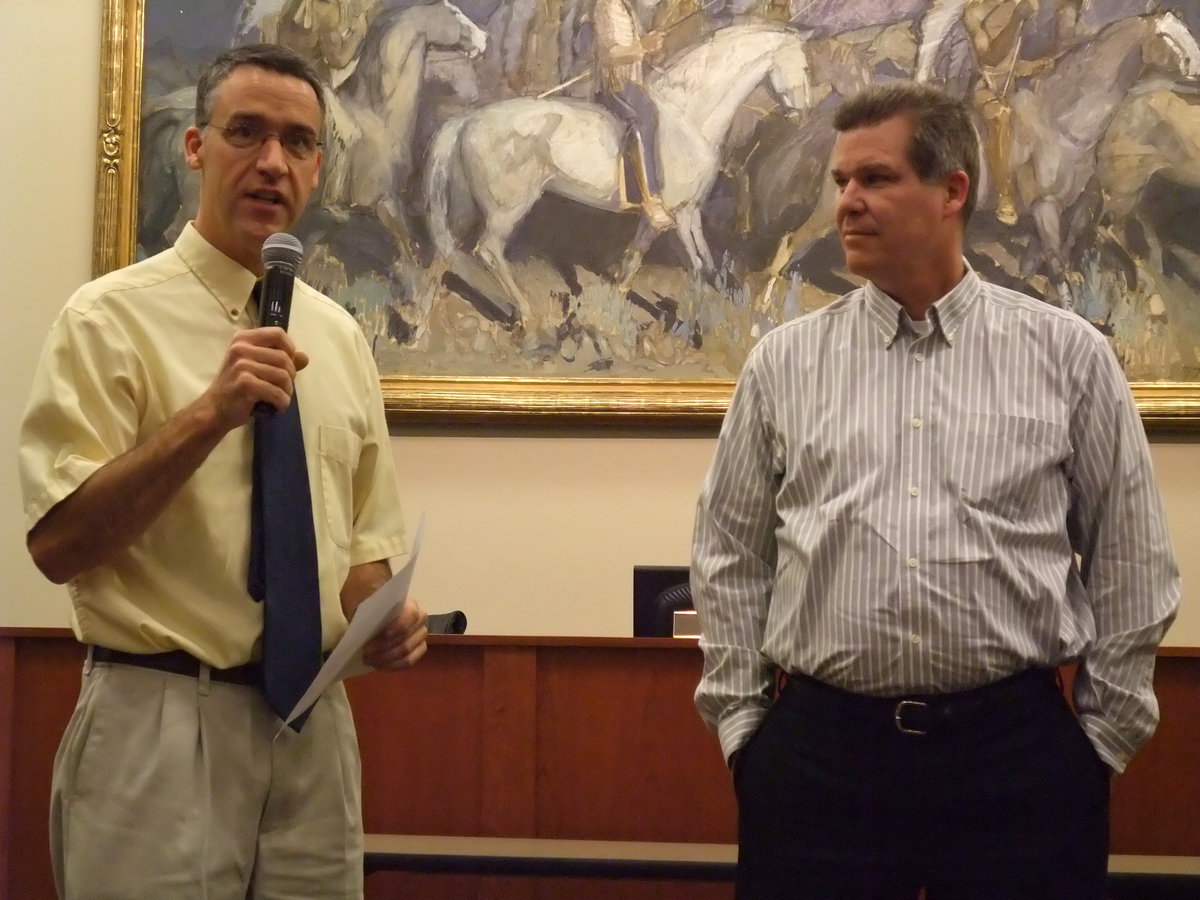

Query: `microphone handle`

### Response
(259, 265, 295, 331)
(254, 264, 296, 417)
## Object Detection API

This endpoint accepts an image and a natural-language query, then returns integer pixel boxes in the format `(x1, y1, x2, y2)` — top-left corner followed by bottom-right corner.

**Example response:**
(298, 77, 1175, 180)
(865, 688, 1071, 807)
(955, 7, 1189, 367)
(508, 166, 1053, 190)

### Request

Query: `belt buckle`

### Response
(894, 699, 930, 736)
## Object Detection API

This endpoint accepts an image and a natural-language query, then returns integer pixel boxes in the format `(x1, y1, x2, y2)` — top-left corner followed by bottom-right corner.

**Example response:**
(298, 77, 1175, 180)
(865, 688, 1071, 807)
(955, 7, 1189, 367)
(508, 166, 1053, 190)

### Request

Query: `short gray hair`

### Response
(195, 43, 326, 127)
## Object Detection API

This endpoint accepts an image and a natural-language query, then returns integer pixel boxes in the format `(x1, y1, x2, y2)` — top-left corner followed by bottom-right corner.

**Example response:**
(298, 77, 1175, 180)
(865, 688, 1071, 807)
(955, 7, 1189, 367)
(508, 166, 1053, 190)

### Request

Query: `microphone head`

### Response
(261, 232, 304, 275)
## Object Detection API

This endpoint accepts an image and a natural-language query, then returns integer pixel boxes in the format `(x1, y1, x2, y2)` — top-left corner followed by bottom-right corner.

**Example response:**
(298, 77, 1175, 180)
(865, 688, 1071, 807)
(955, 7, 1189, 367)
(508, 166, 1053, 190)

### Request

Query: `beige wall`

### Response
(2, 2, 1198, 643)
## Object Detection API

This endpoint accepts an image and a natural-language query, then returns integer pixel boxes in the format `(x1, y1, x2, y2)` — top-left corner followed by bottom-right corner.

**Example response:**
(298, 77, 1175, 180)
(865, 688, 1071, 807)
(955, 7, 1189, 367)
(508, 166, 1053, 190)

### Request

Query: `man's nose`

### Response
(836, 181, 864, 216)
(255, 136, 288, 175)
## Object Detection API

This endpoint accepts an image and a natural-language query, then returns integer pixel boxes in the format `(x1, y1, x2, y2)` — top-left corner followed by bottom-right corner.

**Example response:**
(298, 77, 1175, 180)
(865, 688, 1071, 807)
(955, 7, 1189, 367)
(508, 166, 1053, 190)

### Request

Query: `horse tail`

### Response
(426, 116, 468, 259)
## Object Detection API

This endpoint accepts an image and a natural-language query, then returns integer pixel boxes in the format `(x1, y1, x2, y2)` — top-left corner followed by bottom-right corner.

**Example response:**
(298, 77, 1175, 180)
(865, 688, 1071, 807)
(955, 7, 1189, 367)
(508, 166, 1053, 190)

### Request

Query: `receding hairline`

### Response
(195, 44, 326, 127)
(206, 63, 325, 119)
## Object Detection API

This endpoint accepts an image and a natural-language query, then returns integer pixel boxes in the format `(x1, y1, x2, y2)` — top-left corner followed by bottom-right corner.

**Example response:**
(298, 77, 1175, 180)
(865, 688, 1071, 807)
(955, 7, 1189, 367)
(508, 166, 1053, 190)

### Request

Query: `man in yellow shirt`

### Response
(19, 44, 427, 899)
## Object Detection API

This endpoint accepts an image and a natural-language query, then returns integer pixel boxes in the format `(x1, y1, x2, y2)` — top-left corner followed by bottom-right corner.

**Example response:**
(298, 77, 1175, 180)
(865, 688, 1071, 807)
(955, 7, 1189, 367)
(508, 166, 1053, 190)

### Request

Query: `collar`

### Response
(174, 223, 260, 322)
(863, 262, 981, 349)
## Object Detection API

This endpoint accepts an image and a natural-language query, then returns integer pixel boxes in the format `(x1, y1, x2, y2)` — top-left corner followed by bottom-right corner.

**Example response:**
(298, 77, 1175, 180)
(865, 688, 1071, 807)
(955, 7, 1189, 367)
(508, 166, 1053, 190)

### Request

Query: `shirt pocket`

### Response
(953, 413, 1068, 521)
(318, 425, 362, 550)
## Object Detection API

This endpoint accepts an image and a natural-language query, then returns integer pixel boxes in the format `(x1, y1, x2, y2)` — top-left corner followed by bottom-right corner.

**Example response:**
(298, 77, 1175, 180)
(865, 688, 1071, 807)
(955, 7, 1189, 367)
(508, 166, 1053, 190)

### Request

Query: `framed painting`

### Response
(94, 0, 1200, 426)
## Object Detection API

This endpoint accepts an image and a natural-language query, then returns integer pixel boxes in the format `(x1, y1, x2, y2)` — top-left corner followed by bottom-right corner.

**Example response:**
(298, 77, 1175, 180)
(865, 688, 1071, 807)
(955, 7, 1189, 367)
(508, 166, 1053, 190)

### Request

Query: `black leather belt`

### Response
(90, 646, 262, 687)
(782, 667, 1060, 737)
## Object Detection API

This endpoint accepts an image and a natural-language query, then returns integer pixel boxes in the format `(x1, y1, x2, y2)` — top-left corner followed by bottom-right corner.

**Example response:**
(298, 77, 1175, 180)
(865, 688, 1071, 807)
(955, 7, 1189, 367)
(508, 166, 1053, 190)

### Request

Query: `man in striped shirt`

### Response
(692, 81, 1179, 898)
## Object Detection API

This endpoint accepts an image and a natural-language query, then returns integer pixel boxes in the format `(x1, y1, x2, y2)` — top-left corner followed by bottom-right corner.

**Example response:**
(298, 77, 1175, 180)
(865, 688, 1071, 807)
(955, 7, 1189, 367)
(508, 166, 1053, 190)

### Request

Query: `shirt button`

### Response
(911, 417, 923, 429)
(231, 308, 240, 318)
(909, 486, 920, 497)
(910, 633, 921, 644)
(907, 557, 919, 568)
(914, 352, 925, 362)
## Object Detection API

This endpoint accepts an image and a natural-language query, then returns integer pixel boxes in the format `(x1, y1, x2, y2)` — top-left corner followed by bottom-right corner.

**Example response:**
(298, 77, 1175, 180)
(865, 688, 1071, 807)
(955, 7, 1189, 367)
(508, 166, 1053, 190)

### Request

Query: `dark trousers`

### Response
(734, 669, 1111, 899)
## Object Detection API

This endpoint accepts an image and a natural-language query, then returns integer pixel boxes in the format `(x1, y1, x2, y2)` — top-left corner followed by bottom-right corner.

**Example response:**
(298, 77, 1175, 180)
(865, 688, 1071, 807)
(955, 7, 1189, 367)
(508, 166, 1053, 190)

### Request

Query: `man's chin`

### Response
(242, 220, 293, 247)
(241, 205, 295, 234)
(840, 249, 875, 280)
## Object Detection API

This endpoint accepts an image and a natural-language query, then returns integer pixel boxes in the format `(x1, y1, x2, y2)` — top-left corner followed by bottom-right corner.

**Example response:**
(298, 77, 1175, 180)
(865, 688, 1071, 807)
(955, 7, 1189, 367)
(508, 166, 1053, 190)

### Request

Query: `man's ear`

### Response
(183, 125, 204, 172)
(944, 170, 969, 218)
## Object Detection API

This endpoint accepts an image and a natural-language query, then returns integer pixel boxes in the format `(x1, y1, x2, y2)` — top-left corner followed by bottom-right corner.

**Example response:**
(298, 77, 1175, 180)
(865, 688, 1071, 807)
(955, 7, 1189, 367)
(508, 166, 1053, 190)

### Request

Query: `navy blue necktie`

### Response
(247, 289, 322, 731)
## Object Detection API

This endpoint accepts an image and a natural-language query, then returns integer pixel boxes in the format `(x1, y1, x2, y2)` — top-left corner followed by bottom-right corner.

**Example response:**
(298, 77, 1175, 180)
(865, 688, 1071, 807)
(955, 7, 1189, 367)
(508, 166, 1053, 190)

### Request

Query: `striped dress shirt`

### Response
(692, 267, 1180, 772)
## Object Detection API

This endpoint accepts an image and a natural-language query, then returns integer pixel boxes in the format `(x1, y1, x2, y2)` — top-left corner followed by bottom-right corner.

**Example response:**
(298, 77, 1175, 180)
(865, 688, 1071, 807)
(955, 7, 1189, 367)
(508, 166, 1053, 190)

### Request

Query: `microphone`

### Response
(259, 232, 304, 330)
(255, 232, 305, 417)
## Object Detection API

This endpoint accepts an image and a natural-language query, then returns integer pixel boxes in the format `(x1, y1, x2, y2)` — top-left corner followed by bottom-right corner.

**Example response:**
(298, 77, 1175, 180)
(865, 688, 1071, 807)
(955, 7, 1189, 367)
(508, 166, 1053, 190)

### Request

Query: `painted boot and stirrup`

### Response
(625, 130, 674, 231)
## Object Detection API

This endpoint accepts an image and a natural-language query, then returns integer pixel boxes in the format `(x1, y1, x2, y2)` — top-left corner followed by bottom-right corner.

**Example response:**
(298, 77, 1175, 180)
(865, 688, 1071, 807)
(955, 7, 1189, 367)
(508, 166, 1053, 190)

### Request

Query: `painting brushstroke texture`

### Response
(125, 0, 1200, 407)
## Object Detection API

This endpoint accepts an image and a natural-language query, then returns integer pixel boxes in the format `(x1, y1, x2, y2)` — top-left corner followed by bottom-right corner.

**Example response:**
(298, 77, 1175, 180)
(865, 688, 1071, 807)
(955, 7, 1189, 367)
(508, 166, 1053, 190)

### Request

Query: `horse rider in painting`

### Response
(273, 0, 377, 84)
(917, 0, 1080, 226)
(591, 0, 674, 231)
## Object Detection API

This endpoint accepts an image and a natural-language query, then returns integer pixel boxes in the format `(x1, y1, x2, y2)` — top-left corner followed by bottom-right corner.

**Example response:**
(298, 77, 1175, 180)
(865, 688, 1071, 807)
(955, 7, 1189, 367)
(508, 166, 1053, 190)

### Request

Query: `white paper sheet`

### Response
(282, 513, 425, 728)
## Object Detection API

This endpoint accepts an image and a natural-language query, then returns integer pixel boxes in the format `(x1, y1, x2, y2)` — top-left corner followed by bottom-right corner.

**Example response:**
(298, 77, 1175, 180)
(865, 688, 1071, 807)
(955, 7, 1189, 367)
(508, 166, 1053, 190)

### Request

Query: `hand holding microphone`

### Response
(203, 233, 310, 431)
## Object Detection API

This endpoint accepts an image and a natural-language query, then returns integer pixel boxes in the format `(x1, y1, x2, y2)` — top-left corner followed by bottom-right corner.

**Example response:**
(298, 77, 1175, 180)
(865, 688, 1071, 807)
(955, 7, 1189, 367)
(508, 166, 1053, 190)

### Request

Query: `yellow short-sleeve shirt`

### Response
(19, 224, 407, 667)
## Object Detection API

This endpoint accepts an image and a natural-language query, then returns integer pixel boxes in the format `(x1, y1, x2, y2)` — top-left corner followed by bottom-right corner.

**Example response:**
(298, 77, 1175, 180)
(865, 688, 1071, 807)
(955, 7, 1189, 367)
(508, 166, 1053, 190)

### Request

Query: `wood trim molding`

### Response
(3, 629, 1195, 655)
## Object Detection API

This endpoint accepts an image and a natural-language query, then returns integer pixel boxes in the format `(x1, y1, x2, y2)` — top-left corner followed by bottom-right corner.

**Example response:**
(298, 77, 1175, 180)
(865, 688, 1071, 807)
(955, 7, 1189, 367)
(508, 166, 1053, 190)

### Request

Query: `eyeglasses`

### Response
(203, 118, 322, 160)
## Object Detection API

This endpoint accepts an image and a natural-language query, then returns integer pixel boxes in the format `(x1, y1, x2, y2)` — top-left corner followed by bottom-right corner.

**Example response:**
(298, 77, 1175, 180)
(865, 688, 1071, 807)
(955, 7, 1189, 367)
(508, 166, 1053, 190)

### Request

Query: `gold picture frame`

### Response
(93, 0, 1200, 428)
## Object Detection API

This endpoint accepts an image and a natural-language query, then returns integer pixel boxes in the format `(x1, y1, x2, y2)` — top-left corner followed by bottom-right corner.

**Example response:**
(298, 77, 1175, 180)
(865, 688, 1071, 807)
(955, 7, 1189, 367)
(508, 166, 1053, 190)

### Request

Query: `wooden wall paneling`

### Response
(0, 637, 15, 899)
(360, 645, 543, 900)
(534, 646, 736, 844)
(368, 873, 709, 900)
(1109, 656, 1200, 854)
(363, 871, 477, 899)
(352, 643, 491, 900)
(481, 646, 539, 835)
(533, 877, 734, 900)
(350, 643, 486, 836)
(8, 637, 85, 900)
(363, 873, 734, 900)
(479, 646, 539, 900)
(4, 632, 1200, 900)
(482, 875, 541, 900)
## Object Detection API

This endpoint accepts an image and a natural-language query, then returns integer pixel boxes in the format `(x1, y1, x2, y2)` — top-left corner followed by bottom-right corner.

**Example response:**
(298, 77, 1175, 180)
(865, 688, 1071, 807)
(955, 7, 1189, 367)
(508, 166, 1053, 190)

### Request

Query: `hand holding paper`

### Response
(283, 514, 425, 728)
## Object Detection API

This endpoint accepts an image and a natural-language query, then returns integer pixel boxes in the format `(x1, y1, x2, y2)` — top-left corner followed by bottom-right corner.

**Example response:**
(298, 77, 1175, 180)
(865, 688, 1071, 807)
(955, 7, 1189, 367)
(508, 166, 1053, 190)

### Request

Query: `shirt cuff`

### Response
(1078, 711, 1137, 774)
(716, 703, 770, 765)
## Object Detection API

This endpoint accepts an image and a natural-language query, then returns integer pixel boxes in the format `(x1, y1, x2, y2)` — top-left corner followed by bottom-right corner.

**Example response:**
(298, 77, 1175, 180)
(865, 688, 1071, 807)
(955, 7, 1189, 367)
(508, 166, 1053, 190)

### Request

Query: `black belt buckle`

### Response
(893, 699, 931, 736)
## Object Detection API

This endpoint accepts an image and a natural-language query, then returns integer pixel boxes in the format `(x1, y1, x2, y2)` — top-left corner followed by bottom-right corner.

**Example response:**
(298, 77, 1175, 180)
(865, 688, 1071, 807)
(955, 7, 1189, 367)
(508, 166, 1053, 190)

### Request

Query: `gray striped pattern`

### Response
(692, 268, 1180, 772)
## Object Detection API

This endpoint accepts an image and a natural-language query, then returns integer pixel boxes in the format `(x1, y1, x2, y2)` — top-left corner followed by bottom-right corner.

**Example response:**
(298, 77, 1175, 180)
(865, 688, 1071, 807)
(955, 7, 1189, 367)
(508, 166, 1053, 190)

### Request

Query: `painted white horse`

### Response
(1008, 10, 1200, 307)
(1098, 86, 1200, 371)
(424, 23, 815, 324)
(327, 0, 486, 244)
